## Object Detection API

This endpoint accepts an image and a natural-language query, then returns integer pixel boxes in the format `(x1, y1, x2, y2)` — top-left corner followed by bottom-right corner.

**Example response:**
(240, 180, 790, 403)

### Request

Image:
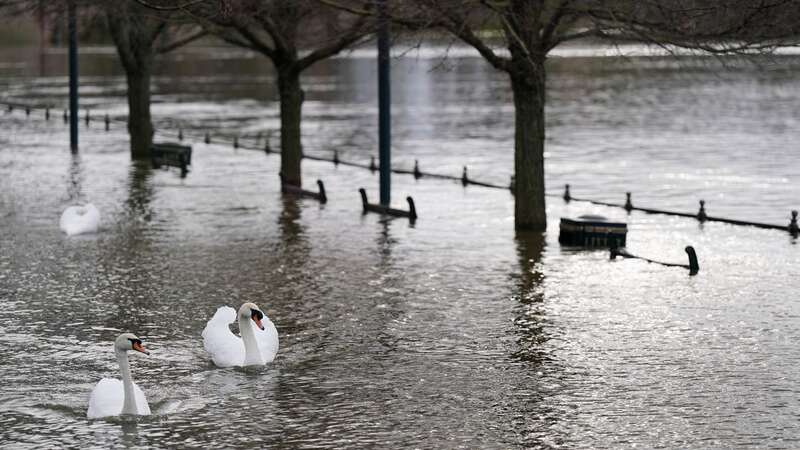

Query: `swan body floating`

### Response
(60, 203, 100, 236)
(202, 302, 279, 367)
(87, 333, 151, 419)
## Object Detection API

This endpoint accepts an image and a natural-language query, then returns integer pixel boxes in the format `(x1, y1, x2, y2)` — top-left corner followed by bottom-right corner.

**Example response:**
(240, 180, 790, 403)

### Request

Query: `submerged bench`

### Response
(151, 142, 192, 176)
(559, 214, 627, 248)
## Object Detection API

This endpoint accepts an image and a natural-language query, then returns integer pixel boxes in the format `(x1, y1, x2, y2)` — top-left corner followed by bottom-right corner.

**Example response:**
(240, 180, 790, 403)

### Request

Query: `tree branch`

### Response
(157, 29, 208, 53)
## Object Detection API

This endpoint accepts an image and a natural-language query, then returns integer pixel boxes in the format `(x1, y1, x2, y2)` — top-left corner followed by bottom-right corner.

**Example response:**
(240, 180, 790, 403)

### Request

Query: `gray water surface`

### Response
(1, 46, 799, 449)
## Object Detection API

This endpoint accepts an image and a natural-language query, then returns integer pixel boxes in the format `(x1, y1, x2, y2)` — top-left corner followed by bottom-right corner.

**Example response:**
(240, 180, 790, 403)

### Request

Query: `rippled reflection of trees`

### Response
(511, 231, 565, 448)
(125, 161, 154, 222)
(512, 231, 550, 364)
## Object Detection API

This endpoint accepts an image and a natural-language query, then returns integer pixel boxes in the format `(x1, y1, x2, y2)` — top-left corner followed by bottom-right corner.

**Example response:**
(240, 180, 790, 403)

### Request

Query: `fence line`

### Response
(2, 100, 797, 236)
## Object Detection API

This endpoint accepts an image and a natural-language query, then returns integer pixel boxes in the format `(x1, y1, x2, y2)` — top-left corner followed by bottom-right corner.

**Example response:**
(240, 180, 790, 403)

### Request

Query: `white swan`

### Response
(87, 333, 151, 419)
(202, 302, 279, 367)
(60, 203, 100, 236)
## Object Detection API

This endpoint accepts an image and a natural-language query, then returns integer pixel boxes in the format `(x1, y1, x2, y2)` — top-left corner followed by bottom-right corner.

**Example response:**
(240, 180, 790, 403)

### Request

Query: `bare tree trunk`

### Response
(510, 61, 547, 231)
(126, 68, 154, 160)
(278, 66, 304, 186)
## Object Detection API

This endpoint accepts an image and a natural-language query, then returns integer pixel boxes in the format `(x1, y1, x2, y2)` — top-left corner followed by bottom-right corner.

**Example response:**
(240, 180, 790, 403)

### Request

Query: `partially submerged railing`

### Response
(2, 100, 797, 236)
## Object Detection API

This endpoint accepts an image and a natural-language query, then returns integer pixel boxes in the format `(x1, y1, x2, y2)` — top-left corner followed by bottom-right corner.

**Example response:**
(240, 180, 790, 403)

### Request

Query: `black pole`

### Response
(68, 0, 78, 153)
(377, 0, 390, 206)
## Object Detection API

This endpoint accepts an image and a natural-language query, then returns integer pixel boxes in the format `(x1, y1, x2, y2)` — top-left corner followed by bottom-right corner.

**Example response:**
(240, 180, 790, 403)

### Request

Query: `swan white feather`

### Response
(86, 333, 151, 419)
(87, 378, 151, 419)
(60, 203, 100, 236)
(202, 303, 279, 367)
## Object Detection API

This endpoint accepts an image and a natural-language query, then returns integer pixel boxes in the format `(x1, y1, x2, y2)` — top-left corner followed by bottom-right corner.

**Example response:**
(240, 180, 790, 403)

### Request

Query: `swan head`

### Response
(114, 333, 150, 355)
(239, 302, 265, 331)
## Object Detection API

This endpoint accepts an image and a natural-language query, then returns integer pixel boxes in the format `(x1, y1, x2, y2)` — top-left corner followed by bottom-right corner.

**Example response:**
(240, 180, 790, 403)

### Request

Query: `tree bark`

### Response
(126, 68, 154, 160)
(510, 61, 547, 231)
(277, 66, 304, 186)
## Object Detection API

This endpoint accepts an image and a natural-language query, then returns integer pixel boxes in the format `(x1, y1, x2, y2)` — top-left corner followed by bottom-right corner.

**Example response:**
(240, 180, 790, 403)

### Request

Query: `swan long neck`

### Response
(238, 315, 263, 366)
(116, 349, 138, 415)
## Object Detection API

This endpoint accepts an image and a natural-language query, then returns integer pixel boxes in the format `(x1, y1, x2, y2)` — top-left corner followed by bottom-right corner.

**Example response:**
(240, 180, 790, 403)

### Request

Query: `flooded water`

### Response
(1, 45, 799, 448)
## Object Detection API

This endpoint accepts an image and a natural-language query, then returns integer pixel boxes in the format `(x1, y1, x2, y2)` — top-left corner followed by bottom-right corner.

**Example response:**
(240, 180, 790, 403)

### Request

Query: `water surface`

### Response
(0, 45, 798, 448)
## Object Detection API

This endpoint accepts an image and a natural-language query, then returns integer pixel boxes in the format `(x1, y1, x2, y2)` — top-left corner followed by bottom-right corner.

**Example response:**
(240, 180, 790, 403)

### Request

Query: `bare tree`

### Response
(103, 2, 204, 159)
(0, 0, 205, 159)
(133, 0, 375, 187)
(324, 0, 800, 230)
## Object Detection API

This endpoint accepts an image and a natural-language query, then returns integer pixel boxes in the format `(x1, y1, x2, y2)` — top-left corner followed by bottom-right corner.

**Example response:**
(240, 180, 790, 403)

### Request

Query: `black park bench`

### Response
(151, 142, 192, 177)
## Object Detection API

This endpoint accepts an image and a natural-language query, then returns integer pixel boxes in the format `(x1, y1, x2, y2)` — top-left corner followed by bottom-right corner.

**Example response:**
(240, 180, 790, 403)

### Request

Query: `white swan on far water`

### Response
(60, 203, 100, 236)
(202, 302, 279, 367)
(87, 333, 152, 419)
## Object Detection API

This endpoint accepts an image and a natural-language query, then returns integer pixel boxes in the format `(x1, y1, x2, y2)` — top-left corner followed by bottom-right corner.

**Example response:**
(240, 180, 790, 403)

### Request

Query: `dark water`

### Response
(0, 45, 798, 448)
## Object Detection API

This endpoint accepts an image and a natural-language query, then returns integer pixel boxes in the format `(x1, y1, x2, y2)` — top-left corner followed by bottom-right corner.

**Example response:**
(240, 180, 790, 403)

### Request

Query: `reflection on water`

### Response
(1, 46, 800, 448)
(511, 231, 550, 364)
(126, 162, 154, 222)
(66, 155, 83, 203)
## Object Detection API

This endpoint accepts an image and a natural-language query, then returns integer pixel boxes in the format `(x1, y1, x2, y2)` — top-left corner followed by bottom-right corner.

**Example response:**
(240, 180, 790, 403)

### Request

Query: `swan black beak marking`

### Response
(251, 309, 265, 331)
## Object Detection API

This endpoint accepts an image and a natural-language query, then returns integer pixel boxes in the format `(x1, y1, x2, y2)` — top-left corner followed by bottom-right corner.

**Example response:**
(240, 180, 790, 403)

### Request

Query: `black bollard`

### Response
(413, 160, 422, 179)
(461, 166, 469, 186)
(25, 107, 30, 117)
(686, 246, 699, 276)
(317, 180, 328, 204)
(625, 192, 633, 212)
(407, 196, 418, 221)
(697, 200, 707, 222)
(333, 149, 339, 165)
(84, 109, 90, 127)
(45, 107, 50, 120)
(264, 139, 271, 154)
(233, 136, 239, 149)
(104, 114, 110, 131)
(204, 132, 210, 144)
(563, 184, 571, 202)
(369, 156, 377, 172)
(789, 210, 799, 237)
(63, 109, 68, 123)
(178, 129, 183, 141)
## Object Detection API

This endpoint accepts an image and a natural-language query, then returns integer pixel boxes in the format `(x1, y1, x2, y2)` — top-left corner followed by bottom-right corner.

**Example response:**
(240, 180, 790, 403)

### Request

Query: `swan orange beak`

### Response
(252, 314, 265, 331)
(132, 341, 150, 355)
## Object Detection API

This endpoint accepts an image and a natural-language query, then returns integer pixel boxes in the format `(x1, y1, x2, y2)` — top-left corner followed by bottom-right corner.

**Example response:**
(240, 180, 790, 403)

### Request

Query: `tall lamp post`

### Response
(68, 0, 79, 153)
